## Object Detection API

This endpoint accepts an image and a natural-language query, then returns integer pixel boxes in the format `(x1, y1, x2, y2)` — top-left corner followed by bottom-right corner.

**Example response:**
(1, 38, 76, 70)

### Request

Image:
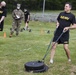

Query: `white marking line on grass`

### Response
(19, 48, 31, 52)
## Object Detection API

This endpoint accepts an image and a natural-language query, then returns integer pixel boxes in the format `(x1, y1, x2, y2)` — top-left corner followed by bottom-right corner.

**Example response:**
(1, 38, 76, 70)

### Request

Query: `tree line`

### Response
(3, 0, 76, 12)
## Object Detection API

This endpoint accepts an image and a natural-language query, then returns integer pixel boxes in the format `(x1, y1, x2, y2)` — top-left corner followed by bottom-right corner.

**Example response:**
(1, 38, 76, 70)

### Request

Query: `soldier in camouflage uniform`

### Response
(9, 4, 24, 37)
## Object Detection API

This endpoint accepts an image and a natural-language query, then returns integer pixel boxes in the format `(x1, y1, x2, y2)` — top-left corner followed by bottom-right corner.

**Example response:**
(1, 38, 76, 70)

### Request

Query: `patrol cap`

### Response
(17, 3, 21, 7)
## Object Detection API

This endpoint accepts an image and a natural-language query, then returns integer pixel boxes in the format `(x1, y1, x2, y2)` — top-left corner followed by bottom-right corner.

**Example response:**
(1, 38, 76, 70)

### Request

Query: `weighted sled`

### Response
(25, 61, 48, 73)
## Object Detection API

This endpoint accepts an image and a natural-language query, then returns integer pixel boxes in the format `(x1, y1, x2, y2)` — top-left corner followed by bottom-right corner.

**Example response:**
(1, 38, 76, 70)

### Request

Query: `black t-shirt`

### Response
(0, 7, 7, 19)
(57, 12, 76, 29)
(24, 11, 30, 19)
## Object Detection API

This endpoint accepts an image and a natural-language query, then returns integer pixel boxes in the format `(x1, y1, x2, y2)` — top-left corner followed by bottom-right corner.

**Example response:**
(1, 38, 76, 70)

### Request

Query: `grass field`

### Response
(0, 13, 76, 75)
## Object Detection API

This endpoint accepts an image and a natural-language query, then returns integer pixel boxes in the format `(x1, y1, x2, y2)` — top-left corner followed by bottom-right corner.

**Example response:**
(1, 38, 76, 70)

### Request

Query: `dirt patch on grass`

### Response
(70, 65, 76, 75)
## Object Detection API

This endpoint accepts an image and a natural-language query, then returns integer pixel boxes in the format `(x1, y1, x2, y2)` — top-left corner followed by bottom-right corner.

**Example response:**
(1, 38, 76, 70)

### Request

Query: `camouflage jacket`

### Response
(12, 9, 24, 20)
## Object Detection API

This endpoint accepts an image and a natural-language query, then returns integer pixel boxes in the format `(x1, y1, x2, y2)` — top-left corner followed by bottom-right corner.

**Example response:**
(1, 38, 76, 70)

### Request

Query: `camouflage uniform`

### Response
(10, 4, 24, 36)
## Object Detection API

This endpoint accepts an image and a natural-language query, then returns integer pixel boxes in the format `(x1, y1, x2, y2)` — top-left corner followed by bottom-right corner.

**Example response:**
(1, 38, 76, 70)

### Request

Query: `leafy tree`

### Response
(2, 0, 76, 12)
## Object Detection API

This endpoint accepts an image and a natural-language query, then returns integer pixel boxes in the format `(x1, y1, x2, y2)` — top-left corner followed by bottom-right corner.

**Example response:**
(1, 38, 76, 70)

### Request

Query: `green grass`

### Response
(0, 14, 76, 75)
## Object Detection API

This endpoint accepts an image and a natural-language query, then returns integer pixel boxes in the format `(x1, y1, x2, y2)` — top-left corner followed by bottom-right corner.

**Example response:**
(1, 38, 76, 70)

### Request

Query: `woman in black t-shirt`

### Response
(23, 9, 30, 30)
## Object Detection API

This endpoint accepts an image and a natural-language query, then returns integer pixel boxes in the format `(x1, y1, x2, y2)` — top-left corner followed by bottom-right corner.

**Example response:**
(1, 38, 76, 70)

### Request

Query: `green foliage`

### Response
(2, 0, 76, 12)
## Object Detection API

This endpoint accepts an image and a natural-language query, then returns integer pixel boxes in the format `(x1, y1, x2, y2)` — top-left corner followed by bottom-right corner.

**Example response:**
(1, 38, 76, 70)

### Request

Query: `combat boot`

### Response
(9, 32, 13, 38)
(16, 33, 19, 36)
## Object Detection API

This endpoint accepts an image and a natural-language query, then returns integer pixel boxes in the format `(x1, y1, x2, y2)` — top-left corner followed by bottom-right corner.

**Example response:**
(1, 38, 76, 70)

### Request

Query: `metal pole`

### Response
(42, 0, 45, 17)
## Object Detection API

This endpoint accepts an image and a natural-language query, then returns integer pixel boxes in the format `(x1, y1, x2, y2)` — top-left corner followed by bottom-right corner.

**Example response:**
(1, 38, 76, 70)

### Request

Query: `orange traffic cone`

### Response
(4, 32, 6, 38)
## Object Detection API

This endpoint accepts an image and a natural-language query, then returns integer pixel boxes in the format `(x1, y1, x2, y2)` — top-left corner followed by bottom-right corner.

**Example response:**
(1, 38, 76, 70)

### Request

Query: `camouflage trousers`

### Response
(10, 20, 21, 35)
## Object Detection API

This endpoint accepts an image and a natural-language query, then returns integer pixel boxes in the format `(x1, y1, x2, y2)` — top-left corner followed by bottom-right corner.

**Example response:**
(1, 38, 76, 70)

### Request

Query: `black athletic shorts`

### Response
(0, 21, 4, 31)
(53, 27, 69, 44)
(25, 19, 29, 23)
(24, 17, 29, 23)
